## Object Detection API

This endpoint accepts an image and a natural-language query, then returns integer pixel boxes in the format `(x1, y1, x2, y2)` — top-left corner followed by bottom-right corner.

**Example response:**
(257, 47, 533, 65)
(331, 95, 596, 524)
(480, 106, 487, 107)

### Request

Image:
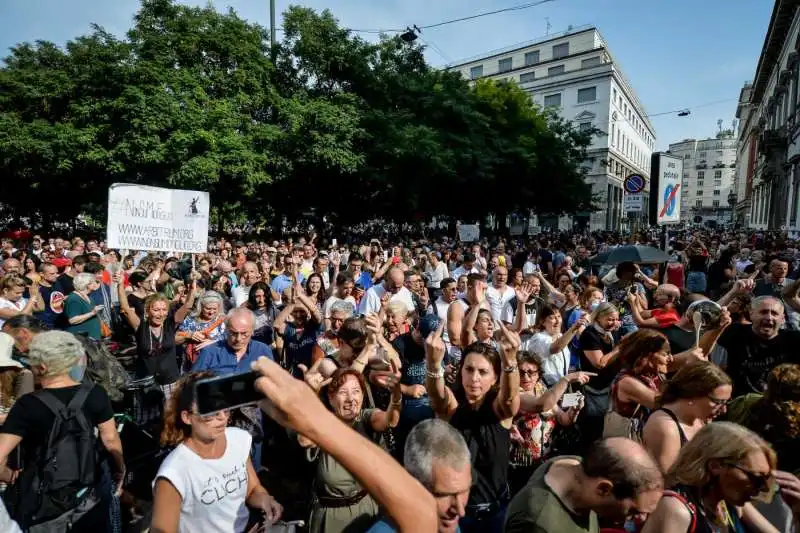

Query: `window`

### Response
(498, 57, 512, 73)
(577, 86, 597, 103)
(519, 72, 535, 83)
(696, 190, 703, 196)
(713, 200, 720, 207)
(524, 51, 540, 65)
(470, 65, 483, 79)
(683, 173, 689, 178)
(714, 170, 722, 179)
(713, 190, 720, 196)
(552, 42, 569, 59)
(548, 65, 565, 76)
(544, 93, 562, 107)
(581, 57, 601, 68)
(699, 151, 707, 158)
(684, 154, 691, 159)
(698, 171, 705, 179)
(612, 88, 617, 102)
(697, 181, 704, 187)
(696, 200, 703, 207)
(714, 179, 721, 186)
(579, 122, 592, 132)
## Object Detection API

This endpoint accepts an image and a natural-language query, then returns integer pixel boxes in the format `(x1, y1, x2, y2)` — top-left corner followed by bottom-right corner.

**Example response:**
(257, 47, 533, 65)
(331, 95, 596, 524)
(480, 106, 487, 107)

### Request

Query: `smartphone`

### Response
(383, 250, 389, 261)
(195, 372, 263, 415)
(561, 392, 583, 408)
(332, 238, 338, 247)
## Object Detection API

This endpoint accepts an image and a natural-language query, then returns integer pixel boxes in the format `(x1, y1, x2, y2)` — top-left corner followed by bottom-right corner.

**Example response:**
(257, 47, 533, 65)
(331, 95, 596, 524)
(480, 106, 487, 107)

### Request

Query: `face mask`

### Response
(589, 301, 601, 312)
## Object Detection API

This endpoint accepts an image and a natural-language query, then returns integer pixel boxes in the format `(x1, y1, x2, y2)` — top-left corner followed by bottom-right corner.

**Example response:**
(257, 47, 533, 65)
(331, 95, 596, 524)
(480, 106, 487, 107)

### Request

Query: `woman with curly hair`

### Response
(151, 372, 283, 533)
(726, 363, 800, 474)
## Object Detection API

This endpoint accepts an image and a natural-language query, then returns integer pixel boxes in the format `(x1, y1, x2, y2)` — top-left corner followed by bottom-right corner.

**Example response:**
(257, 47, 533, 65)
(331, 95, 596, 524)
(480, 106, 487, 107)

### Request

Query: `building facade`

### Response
(447, 26, 656, 231)
(734, 82, 755, 226)
(668, 134, 738, 225)
(737, 1, 800, 232)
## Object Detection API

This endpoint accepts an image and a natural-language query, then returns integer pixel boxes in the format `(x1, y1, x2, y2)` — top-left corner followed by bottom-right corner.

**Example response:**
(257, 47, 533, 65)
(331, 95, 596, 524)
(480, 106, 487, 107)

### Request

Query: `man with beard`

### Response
(718, 296, 800, 397)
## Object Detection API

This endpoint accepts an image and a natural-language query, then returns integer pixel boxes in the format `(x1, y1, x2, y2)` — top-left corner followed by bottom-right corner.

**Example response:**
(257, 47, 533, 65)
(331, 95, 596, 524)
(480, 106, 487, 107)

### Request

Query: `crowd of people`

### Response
(0, 229, 798, 532)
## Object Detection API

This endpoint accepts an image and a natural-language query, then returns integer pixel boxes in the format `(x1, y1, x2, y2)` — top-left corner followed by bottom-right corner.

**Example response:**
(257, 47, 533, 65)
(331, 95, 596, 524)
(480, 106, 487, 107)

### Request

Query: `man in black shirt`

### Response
(718, 295, 800, 396)
(54, 254, 87, 296)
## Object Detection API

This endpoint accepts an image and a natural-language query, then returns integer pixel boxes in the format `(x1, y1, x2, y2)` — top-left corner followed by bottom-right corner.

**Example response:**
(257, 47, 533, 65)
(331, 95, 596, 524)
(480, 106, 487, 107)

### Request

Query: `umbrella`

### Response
(590, 245, 670, 266)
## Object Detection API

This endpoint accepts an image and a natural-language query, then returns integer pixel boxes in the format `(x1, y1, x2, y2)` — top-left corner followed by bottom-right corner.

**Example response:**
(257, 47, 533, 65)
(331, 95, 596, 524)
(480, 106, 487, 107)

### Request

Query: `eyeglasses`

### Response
(725, 463, 773, 492)
(520, 370, 539, 377)
(707, 395, 731, 407)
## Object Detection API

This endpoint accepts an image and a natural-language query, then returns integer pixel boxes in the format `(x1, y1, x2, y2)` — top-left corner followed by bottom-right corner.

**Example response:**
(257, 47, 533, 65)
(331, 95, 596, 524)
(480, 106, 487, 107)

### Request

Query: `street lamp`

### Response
(727, 190, 737, 225)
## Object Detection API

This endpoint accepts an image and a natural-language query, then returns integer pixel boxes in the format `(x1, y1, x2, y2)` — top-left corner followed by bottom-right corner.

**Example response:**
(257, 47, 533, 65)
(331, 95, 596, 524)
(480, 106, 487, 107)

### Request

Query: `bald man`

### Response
(192, 308, 274, 376)
(629, 283, 681, 329)
(485, 266, 515, 321)
(231, 261, 262, 307)
(358, 267, 415, 316)
(505, 437, 663, 533)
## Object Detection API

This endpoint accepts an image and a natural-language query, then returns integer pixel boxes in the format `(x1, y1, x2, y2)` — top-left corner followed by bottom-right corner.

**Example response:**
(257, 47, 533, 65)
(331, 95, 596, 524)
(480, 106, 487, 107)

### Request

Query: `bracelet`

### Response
(390, 398, 403, 407)
(426, 367, 444, 379)
(503, 364, 519, 374)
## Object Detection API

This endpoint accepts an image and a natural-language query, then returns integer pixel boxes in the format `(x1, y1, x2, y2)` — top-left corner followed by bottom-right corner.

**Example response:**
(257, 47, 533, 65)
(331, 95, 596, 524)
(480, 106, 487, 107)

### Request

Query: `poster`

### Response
(107, 183, 210, 253)
(457, 224, 480, 242)
(656, 154, 683, 225)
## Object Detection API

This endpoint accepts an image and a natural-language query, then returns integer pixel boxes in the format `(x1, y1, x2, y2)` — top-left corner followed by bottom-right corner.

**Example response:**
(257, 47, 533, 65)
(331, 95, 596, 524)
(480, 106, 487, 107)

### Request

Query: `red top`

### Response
(651, 308, 680, 328)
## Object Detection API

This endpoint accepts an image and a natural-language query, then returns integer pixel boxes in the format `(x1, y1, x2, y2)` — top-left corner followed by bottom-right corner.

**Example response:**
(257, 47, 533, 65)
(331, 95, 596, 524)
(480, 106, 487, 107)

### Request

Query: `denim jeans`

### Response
(686, 272, 707, 294)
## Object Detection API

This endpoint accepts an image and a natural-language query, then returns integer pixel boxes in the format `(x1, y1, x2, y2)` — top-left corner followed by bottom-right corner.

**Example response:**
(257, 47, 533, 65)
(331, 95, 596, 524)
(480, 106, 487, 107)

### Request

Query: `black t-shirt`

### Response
(55, 273, 75, 295)
(2, 385, 113, 461)
(135, 319, 179, 384)
(718, 323, 800, 396)
(127, 294, 146, 320)
(661, 325, 696, 355)
(538, 250, 553, 272)
(578, 327, 620, 389)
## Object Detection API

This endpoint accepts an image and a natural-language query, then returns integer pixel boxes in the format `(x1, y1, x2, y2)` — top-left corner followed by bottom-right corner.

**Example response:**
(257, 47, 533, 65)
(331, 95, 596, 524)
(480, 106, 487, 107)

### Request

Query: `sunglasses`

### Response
(725, 463, 773, 492)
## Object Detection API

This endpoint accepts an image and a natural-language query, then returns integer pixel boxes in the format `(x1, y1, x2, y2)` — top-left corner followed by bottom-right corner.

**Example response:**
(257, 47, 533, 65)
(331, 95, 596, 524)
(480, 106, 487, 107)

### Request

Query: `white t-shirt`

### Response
(452, 265, 481, 280)
(231, 285, 252, 308)
(522, 332, 570, 386)
(0, 298, 25, 329)
(323, 295, 357, 318)
(522, 261, 540, 275)
(155, 428, 252, 533)
(424, 262, 449, 289)
(358, 284, 415, 315)
(485, 285, 515, 321)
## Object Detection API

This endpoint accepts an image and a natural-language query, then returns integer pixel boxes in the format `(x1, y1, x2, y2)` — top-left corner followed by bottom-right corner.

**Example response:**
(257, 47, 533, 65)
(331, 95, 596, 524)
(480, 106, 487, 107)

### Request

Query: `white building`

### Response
(668, 134, 738, 225)
(447, 25, 656, 231)
(734, 82, 755, 226)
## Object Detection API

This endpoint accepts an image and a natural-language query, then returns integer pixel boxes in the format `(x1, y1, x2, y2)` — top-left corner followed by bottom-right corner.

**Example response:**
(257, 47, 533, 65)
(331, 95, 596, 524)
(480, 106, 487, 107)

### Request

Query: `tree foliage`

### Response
(0, 0, 597, 233)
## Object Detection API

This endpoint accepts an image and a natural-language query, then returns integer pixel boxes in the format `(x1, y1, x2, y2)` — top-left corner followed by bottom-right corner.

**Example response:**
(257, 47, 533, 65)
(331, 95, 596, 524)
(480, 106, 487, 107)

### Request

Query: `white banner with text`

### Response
(107, 183, 210, 253)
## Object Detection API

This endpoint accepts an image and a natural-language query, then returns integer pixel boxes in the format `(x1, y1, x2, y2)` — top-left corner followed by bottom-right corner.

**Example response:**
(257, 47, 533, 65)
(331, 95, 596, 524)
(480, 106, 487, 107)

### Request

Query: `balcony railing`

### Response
(696, 164, 707, 170)
(758, 127, 788, 156)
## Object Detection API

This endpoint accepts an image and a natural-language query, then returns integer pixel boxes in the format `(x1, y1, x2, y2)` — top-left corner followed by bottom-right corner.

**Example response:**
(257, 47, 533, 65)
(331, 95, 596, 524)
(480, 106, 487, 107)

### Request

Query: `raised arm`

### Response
(492, 323, 521, 422)
(425, 322, 458, 420)
(252, 357, 438, 533)
(117, 275, 141, 330)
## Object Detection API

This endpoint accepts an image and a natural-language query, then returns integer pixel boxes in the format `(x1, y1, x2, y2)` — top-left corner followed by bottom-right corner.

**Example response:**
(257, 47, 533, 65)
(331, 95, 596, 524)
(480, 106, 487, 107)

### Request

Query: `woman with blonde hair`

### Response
(151, 372, 282, 533)
(642, 360, 732, 472)
(0, 274, 42, 330)
(64, 272, 102, 339)
(642, 422, 800, 533)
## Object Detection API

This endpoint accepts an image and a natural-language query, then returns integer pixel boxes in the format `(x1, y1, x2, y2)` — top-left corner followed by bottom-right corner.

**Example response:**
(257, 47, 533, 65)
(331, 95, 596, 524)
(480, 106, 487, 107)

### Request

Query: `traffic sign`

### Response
(656, 154, 682, 225)
(624, 194, 644, 212)
(623, 174, 646, 194)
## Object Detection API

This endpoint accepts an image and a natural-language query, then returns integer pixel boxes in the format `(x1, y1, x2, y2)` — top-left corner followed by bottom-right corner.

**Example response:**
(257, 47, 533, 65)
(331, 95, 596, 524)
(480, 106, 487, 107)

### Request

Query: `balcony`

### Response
(696, 164, 707, 170)
(712, 162, 725, 169)
(758, 127, 788, 156)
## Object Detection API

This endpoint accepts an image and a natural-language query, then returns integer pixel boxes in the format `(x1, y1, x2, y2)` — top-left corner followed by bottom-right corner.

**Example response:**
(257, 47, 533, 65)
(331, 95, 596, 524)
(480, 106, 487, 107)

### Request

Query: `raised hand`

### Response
(497, 321, 521, 363)
(297, 363, 331, 393)
(365, 312, 383, 339)
(516, 283, 532, 304)
(424, 320, 447, 367)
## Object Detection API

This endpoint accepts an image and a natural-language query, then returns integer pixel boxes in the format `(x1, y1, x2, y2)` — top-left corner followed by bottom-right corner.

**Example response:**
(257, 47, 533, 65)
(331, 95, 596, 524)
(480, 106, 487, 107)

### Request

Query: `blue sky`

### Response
(0, 0, 773, 150)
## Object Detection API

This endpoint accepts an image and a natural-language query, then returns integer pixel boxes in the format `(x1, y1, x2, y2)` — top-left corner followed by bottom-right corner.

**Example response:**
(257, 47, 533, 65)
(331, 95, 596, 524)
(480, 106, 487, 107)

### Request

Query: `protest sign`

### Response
(107, 184, 210, 253)
(457, 224, 480, 242)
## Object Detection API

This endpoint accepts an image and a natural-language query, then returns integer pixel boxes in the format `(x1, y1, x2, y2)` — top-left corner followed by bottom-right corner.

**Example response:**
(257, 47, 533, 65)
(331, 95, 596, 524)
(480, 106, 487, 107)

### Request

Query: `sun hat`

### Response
(0, 332, 22, 369)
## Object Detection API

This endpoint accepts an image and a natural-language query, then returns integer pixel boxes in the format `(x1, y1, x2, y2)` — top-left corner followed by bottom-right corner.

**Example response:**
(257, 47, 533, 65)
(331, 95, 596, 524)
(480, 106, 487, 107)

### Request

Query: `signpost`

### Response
(107, 184, 210, 253)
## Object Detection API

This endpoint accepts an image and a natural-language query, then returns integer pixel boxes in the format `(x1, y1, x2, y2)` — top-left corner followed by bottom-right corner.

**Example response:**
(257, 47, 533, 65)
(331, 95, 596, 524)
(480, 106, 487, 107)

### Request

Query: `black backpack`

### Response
(12, 385, 100, 527)
(74, 334, 129, 403)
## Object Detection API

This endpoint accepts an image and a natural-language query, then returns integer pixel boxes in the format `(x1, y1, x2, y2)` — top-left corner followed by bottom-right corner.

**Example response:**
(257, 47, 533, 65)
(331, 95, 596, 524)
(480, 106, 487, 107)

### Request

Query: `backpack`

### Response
(11, 386, 100, 528)
(74, 334, 129, 402)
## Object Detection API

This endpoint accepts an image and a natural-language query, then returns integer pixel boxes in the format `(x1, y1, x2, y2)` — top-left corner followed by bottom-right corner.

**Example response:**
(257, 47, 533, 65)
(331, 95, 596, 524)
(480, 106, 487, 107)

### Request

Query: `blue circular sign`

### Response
(663, 185, 677, 216)
(623, 174, 646, 194)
